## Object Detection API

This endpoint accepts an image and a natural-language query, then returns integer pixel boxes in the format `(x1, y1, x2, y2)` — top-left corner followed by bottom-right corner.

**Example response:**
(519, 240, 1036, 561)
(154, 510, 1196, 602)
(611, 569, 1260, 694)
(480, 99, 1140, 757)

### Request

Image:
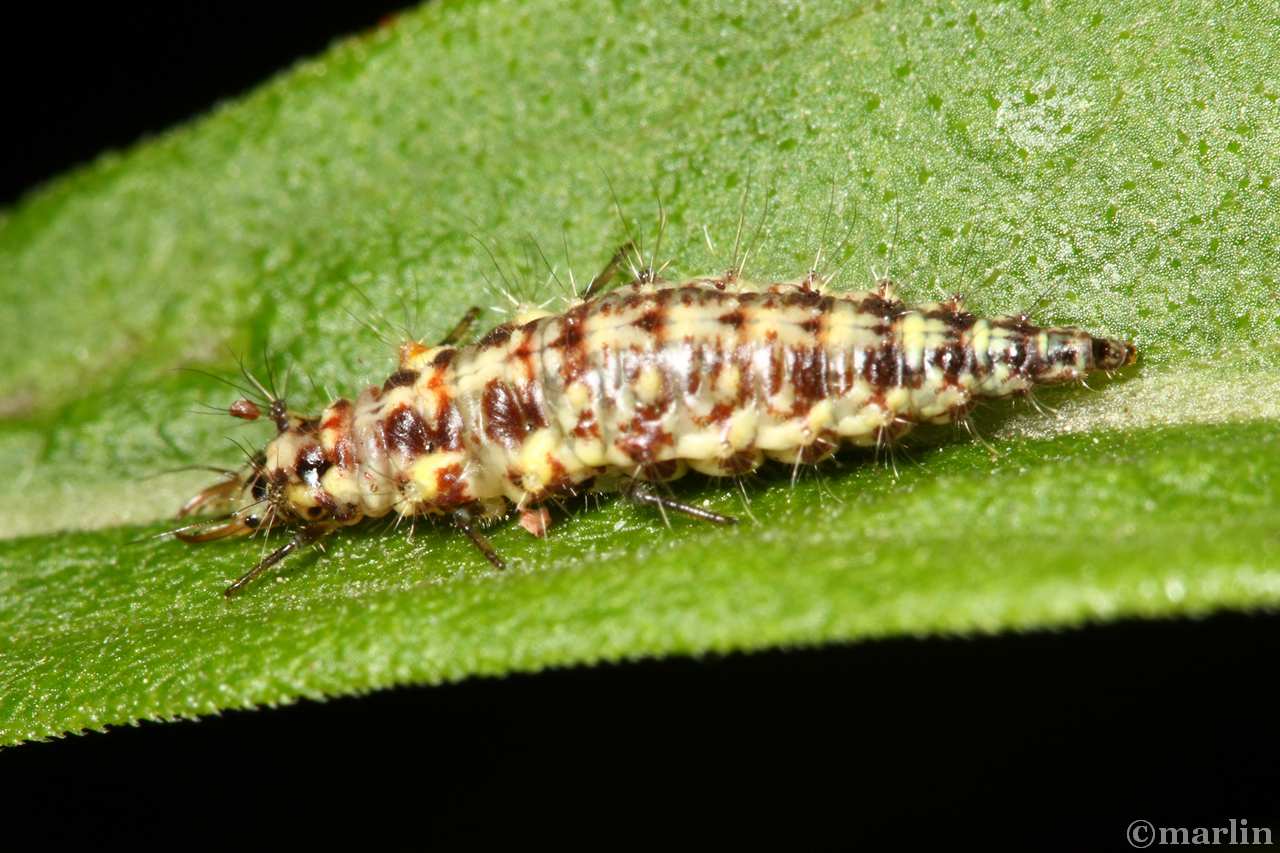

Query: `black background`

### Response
(3, 6, 1278, 848)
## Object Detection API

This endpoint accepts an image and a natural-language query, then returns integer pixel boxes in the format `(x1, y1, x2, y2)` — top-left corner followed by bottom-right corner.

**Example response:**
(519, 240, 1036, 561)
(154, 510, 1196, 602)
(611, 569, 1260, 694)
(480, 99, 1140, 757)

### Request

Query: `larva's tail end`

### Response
(1090, 336, 1138, 371)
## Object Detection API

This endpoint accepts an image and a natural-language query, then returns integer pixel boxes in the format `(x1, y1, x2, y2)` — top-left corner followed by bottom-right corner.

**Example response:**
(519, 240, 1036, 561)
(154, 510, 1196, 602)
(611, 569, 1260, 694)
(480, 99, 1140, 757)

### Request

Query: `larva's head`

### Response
(1026, 327, 1137, 385)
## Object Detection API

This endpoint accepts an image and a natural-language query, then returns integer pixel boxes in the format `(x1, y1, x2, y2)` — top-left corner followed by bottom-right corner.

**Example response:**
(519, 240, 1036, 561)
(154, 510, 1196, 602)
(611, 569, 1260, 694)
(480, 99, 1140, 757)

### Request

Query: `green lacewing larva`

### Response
(173, 238, 1136, 597)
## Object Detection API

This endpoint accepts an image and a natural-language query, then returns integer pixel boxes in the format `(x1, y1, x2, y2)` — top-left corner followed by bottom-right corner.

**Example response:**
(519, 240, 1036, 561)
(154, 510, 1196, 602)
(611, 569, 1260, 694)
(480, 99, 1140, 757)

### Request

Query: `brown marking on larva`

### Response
(923, 307, 978, 331)
(573, 408, 600, 439)
(718, 309, 745, 329)
(732, 342, 756, 409)
(431, 348, 456, 368)
(990, 316, 1038, 335)
(723, 450, 762, 474)
(858, 294, 906, 318)
(706, 340, 725, 390)
(513, 379, 548, 430)
(864, 341, 903, 390)
(511, 337, 535, 364)
(683, 341, 705, 398)
(544, 454, 569, 490)
(297, 417, 321, 435)
(615, 409, 674, 463)
(229, 399, 261, 421)
(766, 343, 786, 398)
(552, 305, 590, 385)
(322, 399, 352, 431)
(1006, 338, 1030, 375)
(936, 342, 970, 388)
(787, 346, 829, 415)
(382, 369, 419, 391)
(322, 399, 358, 471)
(434, 464, 470, 508)
(641, 460, 682, 481)
(477, 323, 514, 348)
(430, 402, 466, 452)
(779, 288, 825, 309)
(385, 403, 433, 458)
(296, 444, 330, 488)
(692, 401, 736, 429)
(796, 437, 838, 464)
(334, 434, 357, 471)
(635, 309, 665, 336)
(482, 379, 529, 447)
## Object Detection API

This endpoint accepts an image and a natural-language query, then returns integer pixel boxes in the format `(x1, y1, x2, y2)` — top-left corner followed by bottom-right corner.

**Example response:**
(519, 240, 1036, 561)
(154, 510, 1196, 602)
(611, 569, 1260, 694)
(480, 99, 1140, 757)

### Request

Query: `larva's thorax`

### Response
(257, 279, 1134, 528)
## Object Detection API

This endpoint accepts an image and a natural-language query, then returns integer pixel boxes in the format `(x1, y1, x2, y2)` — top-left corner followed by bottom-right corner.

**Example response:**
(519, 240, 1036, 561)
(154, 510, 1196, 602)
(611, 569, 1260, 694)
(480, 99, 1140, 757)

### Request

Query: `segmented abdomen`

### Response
(380, 280, 1063, 509)
(271, 279, 1112, 523)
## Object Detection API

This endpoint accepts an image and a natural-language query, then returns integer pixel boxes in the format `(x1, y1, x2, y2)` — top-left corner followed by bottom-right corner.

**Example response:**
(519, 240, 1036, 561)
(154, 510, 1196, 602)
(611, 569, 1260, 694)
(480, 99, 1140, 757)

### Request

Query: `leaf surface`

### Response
(2, 0, 1277, 744)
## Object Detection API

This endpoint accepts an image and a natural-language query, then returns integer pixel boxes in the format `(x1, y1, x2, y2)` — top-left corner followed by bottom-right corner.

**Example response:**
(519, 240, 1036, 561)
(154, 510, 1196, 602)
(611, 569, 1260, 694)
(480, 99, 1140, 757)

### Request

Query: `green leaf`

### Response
(2, 0, 1277, 745)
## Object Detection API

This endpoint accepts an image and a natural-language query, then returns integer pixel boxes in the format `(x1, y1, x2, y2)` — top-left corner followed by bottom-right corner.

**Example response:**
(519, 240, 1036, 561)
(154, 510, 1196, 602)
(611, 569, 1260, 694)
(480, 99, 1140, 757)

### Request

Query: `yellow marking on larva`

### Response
(321, 466, 361, 508)
(380, 385, 421, 420)
(836, 406, 891, 437)
(715, 365, 742, 400)
(899, 312, 927, 371)
(666, 299, 726, 341)
(756, 421, 805, 451)
(636, 365, 665, 405)
(806, 399, 835, 433)
(285, 482, 320, 511)
(453, 341, 513, 397)
(573, 437, 608, 468)
(675, 429, 721, 460)
(514, 306, 555, 325)
(883, 387, 911, 414)
(727, 408, 759, 451)
(748, 305, 818, 347)
(408, 451, 468, 504)
(584, 309, 653, 351)
(566, 381, 591, 410)
(824, 304, 884, 350)
(517, 428, 563, 492)
(969, 319, 991, 362)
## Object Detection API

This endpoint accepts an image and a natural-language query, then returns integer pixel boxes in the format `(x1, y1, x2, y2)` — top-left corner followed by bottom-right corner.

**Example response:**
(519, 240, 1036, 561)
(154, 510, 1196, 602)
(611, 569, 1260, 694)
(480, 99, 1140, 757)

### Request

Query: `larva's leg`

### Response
(624, 482, 739, 526)
(224, 524, 331, 599)
(438, 305, 484, 346)
(583, 240, 640, 299)
(452, 507, 507, 570)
